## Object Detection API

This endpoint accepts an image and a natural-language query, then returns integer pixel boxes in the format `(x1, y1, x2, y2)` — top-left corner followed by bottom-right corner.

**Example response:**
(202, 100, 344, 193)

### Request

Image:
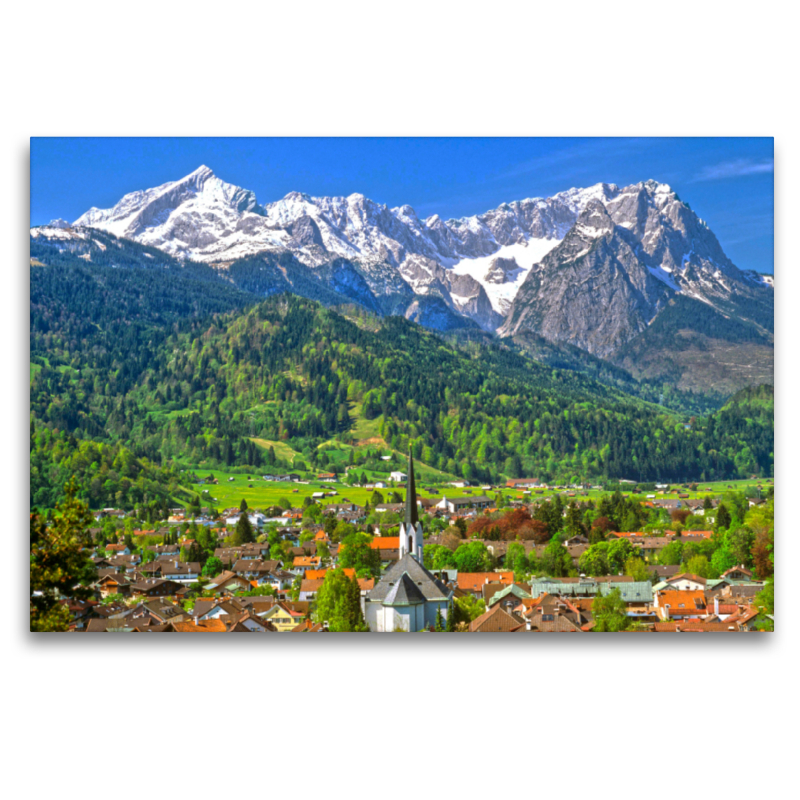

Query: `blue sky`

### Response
(31, 137, 774, 273)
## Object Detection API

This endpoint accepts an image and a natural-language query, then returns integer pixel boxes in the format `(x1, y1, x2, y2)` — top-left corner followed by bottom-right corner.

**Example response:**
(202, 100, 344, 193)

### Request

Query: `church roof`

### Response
(382, 573, 427, 606)
(368, 554, 451, 603)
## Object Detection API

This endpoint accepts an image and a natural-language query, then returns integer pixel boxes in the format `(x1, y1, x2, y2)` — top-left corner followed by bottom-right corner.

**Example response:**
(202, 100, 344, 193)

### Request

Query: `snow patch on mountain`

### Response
(449, 239, 561, 314)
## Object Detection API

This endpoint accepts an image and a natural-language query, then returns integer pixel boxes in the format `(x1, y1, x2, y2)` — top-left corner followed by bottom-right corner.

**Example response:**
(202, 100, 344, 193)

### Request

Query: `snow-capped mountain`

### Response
(67, 165, 597, 329)
(60, 166, 772, 345)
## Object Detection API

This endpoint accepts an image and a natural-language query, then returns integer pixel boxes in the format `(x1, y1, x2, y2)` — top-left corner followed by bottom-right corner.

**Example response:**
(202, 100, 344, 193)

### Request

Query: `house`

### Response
(298, 578, 325, 601)
(139, 560, 201, 583)
(485, 583, 532, 610)
(517, 594, 590, 632)
(390, 471, 407, 482)
(96, 573, 132, 597)
(505, 478, 540, 488)
(654, 589, 707, 620)
(292, 556, 322, 575)
(647, 565, 681, 581)
(457, 572, 514, 596)
(527, 579, 654, 607)
(204, 570, 252, 595)
(369, 536, 400, 562)
(232, 559, 282, 582)
(261, 601, 309, 631)
(129, 579, 186, 598)
(194, 598, 249, 622)
(469, 604, 524, 632)
(722, 565, 755, 582)
(223, 612, 277, 632)
(130, 599, 189, 626)
(436, 495, 493, 514)
(168, 619, 229, 632)
(660, 573, 707, 592)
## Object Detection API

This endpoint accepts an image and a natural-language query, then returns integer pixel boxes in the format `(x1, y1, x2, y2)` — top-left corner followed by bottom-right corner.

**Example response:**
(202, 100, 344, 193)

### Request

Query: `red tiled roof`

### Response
(457, 572, 514, 592)
(370, 537, 399, 550)
(172, 619, 227, 633)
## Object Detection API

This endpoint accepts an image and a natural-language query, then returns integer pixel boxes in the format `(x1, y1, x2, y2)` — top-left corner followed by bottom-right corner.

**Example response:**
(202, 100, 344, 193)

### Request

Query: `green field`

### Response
(188, 468, 483, 510)
(186, 468, 771, 513)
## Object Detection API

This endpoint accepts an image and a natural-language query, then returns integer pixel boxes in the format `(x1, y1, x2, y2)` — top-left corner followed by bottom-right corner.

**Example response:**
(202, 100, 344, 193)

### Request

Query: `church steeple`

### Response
(404, 451, 419, 528)
(399, 451, 423, 562)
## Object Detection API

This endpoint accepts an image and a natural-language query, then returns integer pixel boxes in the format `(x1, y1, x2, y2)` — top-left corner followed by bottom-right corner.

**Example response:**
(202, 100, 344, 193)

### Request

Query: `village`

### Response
(50, 454, 774, 633)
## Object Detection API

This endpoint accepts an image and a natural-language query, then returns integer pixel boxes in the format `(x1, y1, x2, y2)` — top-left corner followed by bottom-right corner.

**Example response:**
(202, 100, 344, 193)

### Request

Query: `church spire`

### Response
(404, 451, 418, 527)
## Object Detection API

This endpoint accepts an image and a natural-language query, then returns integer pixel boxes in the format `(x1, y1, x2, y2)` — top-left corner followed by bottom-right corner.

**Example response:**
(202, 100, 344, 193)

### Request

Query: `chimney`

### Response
(714, 596, 720, 616)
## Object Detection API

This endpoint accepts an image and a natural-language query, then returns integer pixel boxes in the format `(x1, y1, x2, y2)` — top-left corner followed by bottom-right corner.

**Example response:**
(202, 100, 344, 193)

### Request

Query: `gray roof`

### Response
(383, 573, 427, 606)
(529, 580, 653, 603)
(367, 554, 451, 603)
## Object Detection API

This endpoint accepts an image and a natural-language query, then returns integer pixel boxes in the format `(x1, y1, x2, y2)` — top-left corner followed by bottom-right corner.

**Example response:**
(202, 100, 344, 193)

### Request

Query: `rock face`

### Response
(500, 200, 672, 357)
(500, 182, 773, 360)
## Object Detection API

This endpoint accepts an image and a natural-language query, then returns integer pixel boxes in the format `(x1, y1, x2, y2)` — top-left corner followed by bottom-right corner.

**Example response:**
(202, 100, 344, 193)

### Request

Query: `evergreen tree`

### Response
(446, 600, 456, 632)
(232, 513, 255, 546)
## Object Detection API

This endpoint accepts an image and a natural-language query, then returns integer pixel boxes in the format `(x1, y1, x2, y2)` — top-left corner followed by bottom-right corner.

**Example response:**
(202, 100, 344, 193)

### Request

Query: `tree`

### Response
(710, 545, 737, 576)
(239, 498, 248, 513)
(540, 536, 573, 577)
(317, 540, 331, 563)
(232, 513, 255, 546)
(752, 527, 774, 579)
(446, 600, 456, 631)
(754, 578, 774, 631)
(30, 480, 97, 632)
(589, 516, 612, 544)
(278, 497, 292, 510)
(202, 556, 223, 577)
(659, 540, 684, 566)
(505, 542, 528, 580)
(435, 606, 444, 632)
(452, 595, 485, 626)
(671, 508, 691, 526)
(579, 543, 610, 576)
(624, 556, 650, 582)
(452, 541, 493, 573)
(729, 526, 755, 569)
(338, 532, 380, 577)
(716, 503, 732, 532)
(592, 588, 630, 632)
(682, 555, 709, 578)
(313, 569, 368, 631)
(606, 539, 636, 574)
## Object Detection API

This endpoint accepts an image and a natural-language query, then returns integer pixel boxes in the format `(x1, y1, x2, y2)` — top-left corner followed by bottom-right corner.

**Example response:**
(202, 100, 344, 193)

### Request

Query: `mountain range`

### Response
(32, 165, 774, 396)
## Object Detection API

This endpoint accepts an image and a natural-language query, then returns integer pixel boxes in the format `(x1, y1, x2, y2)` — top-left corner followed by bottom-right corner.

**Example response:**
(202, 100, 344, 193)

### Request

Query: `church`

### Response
(363, 453, 454, 632)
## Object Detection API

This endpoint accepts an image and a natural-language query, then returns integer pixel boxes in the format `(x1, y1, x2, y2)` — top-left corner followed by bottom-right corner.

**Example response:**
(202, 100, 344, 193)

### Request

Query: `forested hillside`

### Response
(30, 253, 774, 509)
